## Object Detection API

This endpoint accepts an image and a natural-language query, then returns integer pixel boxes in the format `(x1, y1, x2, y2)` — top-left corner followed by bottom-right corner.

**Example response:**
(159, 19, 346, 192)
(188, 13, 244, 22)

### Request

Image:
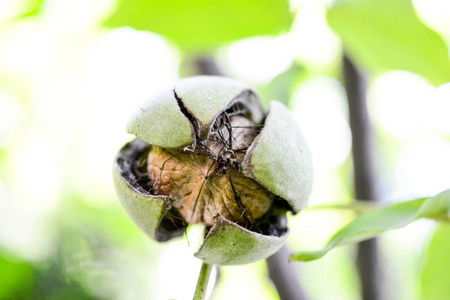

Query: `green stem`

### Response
(193, 262, 213, 300)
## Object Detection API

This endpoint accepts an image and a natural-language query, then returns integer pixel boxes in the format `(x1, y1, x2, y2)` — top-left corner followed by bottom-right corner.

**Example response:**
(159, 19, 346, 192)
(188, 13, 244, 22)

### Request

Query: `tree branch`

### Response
(266, 245, 308, 300)
(343, 54, 382, 300)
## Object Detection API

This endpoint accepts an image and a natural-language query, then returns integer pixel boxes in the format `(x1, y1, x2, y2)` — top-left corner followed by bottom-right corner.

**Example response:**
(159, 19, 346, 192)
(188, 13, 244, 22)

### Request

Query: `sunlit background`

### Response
(1, 0, 450, 299)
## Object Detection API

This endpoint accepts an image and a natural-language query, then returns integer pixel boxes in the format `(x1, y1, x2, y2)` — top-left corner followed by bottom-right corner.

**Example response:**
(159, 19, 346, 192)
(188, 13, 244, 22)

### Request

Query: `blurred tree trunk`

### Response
(343, 54, 382, 300)
(266, 245, 309, 300)
(180, 54, 223, 78)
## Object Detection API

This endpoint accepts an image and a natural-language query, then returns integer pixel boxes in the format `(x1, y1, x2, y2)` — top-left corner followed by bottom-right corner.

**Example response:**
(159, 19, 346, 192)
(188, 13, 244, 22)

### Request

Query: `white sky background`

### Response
(0, 0, 450, 299)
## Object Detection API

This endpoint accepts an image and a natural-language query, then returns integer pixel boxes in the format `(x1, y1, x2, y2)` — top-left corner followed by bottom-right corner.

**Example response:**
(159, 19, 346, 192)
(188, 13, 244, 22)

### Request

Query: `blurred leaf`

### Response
(291, 189, 450, 261)
(17, 0, 45, 19)
(327, 0, 450, 85)
(104, 0, 293, 50)
(0, 256, 33, 299)
(420, 224, 450, 300)
(31, 258, 98, 300)
(258, 62, 306, 108)
(0, 252, 97, 300)
(58, 195, 143, 246)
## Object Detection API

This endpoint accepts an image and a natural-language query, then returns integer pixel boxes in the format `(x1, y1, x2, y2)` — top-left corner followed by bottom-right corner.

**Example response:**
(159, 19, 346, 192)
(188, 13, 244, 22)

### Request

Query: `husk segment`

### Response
(126, 89, 194, 149)
(242, 101, 313, 213)
(195, 215, 288, 265)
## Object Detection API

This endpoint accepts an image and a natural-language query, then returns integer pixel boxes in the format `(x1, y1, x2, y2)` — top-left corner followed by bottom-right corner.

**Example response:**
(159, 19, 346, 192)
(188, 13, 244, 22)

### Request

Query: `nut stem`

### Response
(193, 262, 213, 300)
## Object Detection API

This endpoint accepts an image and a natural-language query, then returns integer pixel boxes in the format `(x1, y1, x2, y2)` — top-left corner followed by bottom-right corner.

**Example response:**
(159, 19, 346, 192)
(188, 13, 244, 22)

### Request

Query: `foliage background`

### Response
(0, 0, 449, 299)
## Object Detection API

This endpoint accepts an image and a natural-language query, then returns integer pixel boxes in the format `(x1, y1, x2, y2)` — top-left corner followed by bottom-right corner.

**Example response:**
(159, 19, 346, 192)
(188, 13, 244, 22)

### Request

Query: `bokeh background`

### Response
(1, 0, 450, 299)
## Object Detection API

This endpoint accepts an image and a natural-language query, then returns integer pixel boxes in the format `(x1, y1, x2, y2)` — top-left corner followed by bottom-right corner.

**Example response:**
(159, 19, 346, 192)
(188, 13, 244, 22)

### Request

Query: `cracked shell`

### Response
(113, 76, 312, 265)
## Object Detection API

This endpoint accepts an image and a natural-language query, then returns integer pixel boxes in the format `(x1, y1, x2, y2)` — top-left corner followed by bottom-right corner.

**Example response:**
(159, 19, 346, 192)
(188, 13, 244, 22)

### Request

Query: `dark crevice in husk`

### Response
(249, 198, 290, 237)
(173, 86, 263, 144)
(173, 89, 201, 146)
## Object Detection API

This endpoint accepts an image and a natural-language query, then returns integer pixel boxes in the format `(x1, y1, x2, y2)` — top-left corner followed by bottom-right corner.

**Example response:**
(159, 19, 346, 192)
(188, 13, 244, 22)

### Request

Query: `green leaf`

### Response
(103, 0, 293, 50)
(419, 224, 450, 300)
(258, 62, 306, 108)
(327, 0, 450, 86)
(291, 189, 450, 261)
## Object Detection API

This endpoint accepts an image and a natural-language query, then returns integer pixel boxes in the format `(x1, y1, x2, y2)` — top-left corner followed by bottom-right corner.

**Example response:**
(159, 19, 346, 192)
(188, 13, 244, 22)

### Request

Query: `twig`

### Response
(193, 262, 213, 300)
(343, 56, 378, 201)
(194, 55, 224, 77)
(343, 54, 381, 300)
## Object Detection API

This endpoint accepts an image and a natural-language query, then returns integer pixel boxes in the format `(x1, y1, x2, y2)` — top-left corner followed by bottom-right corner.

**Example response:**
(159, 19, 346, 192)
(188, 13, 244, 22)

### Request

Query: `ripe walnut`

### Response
(113, 76, 312, 265)
(147, 113, 273, 226)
